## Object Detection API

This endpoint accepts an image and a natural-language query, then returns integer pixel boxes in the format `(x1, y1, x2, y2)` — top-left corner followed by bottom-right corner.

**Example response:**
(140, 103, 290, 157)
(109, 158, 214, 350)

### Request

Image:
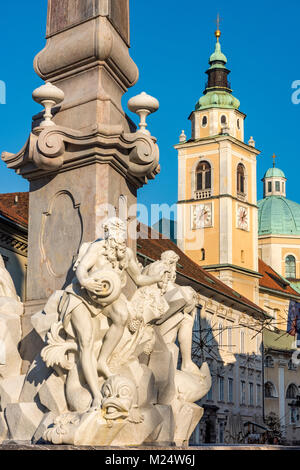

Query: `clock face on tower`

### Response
(237, 205, 249, 231)
(192, 203, 213, 229)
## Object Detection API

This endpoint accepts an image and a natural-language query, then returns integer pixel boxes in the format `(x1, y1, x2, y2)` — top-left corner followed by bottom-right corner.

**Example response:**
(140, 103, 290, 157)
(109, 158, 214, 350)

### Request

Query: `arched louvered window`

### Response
(286, 255, 296, 279)
(196, 161, 211, 191)
(286, 384, 298, 399)
(237, 163, 246, 195)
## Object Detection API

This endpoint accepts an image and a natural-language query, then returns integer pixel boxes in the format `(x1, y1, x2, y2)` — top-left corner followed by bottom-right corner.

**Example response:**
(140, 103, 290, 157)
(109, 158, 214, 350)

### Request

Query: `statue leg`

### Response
(97, 295, 128, 379)
(178, 311, 203, 376)
(71, 304, 102, 408)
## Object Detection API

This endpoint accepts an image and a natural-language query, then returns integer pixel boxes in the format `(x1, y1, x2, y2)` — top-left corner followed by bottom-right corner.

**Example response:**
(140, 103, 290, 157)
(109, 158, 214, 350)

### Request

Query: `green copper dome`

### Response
(258, 196, 300, 236)
(263, 167, 286, 179)
(196, 90, 240, 111)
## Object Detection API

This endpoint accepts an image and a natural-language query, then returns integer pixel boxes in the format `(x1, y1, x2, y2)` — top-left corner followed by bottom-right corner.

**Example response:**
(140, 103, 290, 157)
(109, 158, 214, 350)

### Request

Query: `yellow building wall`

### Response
(184, 199, 220, 266)
(259, 291, 289, 331)
(259, 236, 300, 278)
(232, 272, 258, 304)
(232, 201, 255, 271)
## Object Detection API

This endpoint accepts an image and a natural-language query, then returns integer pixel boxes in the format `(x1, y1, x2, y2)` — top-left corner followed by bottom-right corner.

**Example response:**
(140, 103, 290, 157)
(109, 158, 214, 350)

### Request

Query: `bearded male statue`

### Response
(53, 217, 165, 409)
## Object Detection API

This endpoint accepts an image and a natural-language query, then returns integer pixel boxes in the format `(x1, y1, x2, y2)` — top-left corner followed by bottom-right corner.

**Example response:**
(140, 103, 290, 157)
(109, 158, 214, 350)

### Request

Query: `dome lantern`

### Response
(262, 155, 287, 198)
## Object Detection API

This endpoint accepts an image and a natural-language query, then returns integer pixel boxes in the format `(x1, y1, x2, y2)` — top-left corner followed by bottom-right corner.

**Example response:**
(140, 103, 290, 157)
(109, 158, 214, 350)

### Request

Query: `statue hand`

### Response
(81, 278, 104, 295)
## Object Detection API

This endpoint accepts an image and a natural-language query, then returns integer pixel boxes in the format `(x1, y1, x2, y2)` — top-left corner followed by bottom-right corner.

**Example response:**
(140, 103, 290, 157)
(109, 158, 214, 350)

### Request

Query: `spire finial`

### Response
(272, 153, 276, 168)
(215, 13, 222, 41)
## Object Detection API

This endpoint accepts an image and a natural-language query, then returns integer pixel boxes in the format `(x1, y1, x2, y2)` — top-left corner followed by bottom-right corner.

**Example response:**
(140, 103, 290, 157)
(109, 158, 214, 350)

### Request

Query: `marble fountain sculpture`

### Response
(0, 217, 211, 446)
(0, 0, 211, 447)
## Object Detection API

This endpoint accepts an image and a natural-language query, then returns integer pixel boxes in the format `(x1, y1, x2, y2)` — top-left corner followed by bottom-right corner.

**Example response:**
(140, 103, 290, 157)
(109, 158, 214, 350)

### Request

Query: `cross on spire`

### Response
(272, 153, 277, 168)
(215, 13, 222, 41)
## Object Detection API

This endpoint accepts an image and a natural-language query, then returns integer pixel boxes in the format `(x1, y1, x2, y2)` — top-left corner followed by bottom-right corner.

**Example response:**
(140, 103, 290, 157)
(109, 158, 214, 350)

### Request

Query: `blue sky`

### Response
(0, 1, 300, 225)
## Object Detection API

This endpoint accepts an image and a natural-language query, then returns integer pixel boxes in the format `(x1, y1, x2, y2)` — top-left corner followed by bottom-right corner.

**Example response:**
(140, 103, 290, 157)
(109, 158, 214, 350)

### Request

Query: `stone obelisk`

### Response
(2, 0, 160, 369)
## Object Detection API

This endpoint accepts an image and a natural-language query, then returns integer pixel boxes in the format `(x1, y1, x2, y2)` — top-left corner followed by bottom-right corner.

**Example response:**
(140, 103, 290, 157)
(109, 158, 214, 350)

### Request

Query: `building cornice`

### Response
(202, 263, 263, 279)
(174, 134, 261, 155)
(177, 193, 258, 209)
(259, 285, 300, 302)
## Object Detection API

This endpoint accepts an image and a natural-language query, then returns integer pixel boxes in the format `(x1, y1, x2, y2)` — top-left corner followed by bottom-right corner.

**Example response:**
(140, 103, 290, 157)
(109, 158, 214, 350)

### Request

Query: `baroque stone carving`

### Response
(40, 191, 83, 279)
(2, 124, 160, 187)
(6, 217, 211, 446)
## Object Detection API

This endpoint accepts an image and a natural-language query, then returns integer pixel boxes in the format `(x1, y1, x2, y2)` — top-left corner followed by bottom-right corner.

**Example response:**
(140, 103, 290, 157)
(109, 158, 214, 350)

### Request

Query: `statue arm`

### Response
(76, 244, 100, 291)
(126, 248, 162, 287)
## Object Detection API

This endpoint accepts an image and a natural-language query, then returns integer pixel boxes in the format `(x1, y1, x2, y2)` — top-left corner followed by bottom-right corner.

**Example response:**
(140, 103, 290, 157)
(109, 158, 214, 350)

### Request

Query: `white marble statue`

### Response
(0, 255, 19, 301)
(0, 218, 211, 446)
(0, 255, 23, 380)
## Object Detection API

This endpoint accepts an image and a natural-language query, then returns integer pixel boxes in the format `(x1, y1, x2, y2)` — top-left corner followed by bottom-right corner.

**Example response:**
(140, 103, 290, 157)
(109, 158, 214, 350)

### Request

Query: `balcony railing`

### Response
(195, 189, 212, 200)
(237, 191, 246, 201)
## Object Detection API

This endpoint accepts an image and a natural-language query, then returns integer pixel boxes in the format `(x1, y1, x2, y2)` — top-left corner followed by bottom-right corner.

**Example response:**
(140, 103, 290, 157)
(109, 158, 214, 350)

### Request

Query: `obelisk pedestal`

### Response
(2, 0, 160, 370)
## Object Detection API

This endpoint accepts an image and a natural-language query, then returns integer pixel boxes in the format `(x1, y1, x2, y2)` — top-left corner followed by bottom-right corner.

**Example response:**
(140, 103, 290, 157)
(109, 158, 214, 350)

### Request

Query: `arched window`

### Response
(264, 382, 276, 398)
(202, 116, 208, 127)
(196, 161, 211, 191)
(201, 248, 206, 261)
(286, 384, 298, 399)
(237, 163, 246, 195)
(264, 355, 274, 368)
(285, 255, 296, 279)
(221, 115, 227, 125)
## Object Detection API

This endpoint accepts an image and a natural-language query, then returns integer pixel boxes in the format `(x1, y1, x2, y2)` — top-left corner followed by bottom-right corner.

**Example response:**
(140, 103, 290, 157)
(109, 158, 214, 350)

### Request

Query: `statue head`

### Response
(103, 217, 127, 260)
(103, 217, 127, 243)
(101, 375, 137, 421)
(161, 250, 179, 283)
(161, 250, 180, 267)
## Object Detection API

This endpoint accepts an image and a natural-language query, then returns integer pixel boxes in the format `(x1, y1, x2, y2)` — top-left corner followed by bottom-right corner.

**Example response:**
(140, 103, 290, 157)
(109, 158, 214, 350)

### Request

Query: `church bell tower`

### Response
(175, 24, 261, 303)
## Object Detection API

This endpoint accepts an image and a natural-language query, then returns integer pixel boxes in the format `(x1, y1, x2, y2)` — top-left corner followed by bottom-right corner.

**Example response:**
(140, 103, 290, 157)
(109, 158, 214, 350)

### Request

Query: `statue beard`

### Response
(106, 241, 127, 269)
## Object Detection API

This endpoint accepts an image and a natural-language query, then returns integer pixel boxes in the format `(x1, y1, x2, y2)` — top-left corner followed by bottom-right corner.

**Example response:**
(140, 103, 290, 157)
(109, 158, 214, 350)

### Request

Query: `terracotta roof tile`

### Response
(0, 192, 29, 228)
(259, 258, 300, 298)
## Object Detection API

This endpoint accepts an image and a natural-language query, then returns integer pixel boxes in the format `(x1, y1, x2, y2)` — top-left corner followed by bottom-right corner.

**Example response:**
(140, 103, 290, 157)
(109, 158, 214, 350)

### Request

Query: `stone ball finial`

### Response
(128, 92, 159, 134)
(32, 82, 65, 127)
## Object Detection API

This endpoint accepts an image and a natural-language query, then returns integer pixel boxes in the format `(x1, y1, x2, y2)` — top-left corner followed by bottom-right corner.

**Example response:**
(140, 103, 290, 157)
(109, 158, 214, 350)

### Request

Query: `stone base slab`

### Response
(1, 443, 300, 451)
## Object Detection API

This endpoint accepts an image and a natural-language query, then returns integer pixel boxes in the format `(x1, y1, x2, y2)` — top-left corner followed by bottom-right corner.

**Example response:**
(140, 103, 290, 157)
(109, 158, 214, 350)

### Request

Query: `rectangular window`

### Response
(275, 181, 280, 192)
(268, 181, 272, 193)
(219, 323, 223, 347)
(207, 317, 213, 345)
(228, 378, 233, 403)
(218, 376, 224, 402)
(207, 385, 213, 401)
(228, 326, 232, 352)
(205, 170, 211, 190)
(241, 381, 246, 405)
(249, 382, 254, 406)
(197, 172, 203, 191)
(256, 384, 261, 406)
(241, 329, 245, 354)
(290, 407, 299, 424)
